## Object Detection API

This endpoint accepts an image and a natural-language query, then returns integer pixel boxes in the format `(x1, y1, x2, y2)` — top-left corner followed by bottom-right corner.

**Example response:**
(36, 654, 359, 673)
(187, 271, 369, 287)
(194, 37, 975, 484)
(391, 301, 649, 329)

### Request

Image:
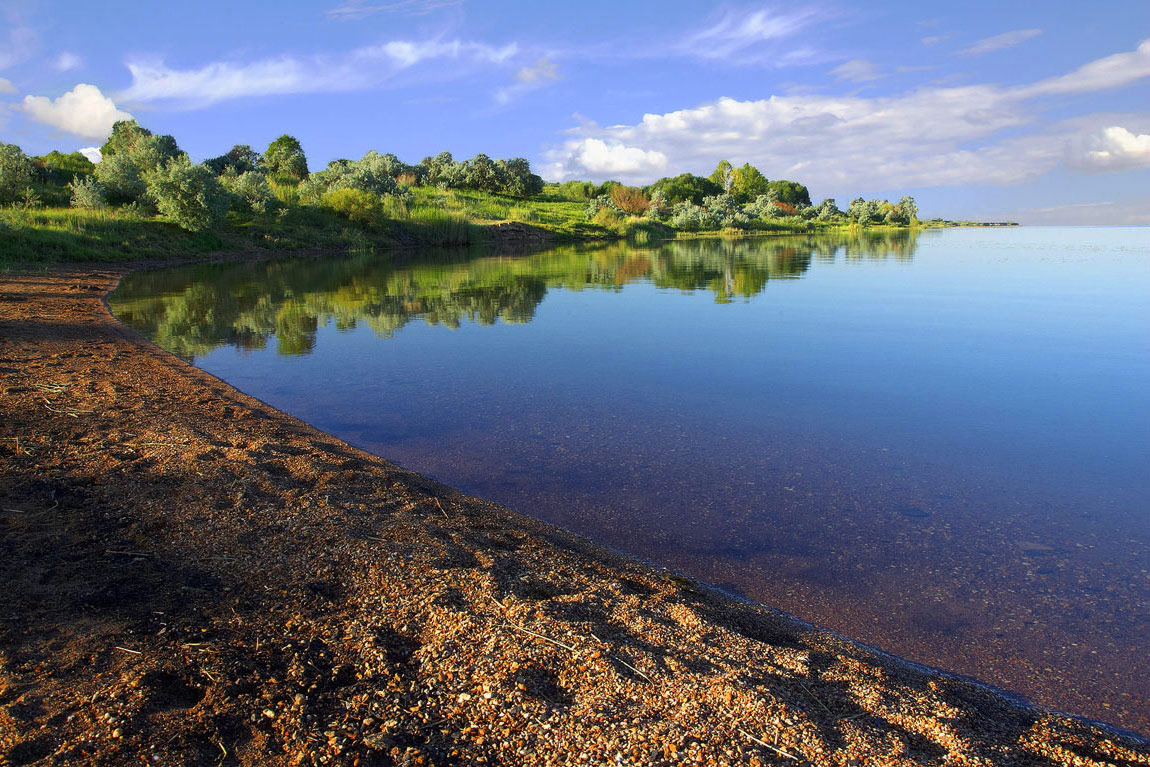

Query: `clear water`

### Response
(110, 228, 1150, 733)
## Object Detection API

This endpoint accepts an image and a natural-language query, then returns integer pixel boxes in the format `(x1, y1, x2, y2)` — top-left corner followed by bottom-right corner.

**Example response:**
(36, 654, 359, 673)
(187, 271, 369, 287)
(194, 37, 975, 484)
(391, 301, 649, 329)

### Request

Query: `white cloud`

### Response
(921, 35, 949, 47)
(830, 58, 883, 83)
(55, 52, 82, 71)
(960, 28, 1043, 56)
(0, 76, 16, 94)
(1071, 126, 1150, 172)
(544, 40, 1150, 190)
(1022, 39, 1150, 97)
(495, 57, 560, 105)
(79, 146, 102, 163)
(679, 7, 826, 63)
(21, 84, 133, 140)
(545, 138, 667, 179)
(326, 0, 461, 19)
(118, 38, 519, 107)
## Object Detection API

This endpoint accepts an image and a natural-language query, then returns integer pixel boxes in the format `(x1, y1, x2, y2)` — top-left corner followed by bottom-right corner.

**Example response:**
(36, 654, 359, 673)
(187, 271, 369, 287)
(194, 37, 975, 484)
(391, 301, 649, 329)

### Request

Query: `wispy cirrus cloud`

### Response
(495, 56, 560, 105)
(0, 76, 16, 94)
(677, 6, 831, 64)
(830, 58, 883, 83)
(117, 38, 519, 107)
(326, 0, 461, 20)
(543, 40, 1150, 193)
(0, 6, 37, 70)
(960, 28, 1042, 56)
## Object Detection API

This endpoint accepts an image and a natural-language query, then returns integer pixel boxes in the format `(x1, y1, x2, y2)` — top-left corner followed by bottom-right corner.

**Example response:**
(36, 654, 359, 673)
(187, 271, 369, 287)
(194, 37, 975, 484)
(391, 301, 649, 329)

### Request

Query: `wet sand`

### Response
(1, 261, 1147, 765)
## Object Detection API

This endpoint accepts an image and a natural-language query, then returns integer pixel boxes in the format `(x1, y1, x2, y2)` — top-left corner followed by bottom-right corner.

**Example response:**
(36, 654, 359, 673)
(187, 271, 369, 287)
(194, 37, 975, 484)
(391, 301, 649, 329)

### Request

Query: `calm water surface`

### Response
(111, 228, 1150, 733)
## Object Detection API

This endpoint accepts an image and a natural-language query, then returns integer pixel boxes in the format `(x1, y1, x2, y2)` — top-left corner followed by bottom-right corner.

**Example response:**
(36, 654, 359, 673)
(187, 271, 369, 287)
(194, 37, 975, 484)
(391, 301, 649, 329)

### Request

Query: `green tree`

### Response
(644, 173, 723, 205)
(94, 153, 147, 204)
(765, 179, 811, 206)
(464, 153, 505, 193)
(32, 150, 95, 184)
(204, 145, 262, 175)
(729, 163, 769, 203)
(100, 120, 181, 173)
(0, 142, 36, 204)
(264, 135, 309, 180)
(708, 160, 733, 192)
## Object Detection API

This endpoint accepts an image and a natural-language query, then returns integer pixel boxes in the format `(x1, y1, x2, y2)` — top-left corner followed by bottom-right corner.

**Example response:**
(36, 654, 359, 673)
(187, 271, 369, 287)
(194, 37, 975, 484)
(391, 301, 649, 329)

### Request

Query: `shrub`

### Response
(556, 180, 597, 201)
(463, 153, 505, 193)
(585, 194, 622, 220)
(147, 157, 230, 232)
(321, 187, 386, 228)
(668, 201, 716, 231)
(702, 193, 750, 227)
(94, 153, 148, 205)
(0, 142, 35, 204)
(610, 185, 650, 215)
(69, 176, 108, 209)
(645, 189, 670, 219)
(300, 152, 400, 202)
(591, 207, 623, 231)
(219, 170, 278, 215)
(498, 157, 544, 197)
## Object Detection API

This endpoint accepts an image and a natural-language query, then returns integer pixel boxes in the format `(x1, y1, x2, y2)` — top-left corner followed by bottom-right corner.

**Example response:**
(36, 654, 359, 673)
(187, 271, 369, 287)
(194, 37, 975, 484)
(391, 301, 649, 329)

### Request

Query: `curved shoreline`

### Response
(1, 260, 1147, 765)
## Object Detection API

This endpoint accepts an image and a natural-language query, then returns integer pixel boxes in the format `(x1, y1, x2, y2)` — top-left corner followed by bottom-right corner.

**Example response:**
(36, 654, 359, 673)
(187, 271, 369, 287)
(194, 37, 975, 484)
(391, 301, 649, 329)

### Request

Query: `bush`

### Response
(219, 170, 278, 215)
(147, 157, 230, 232)
(204, 145, 262, 176)
(94, 153, 148, 204)
(556, 180, 597, 201)
(610, 185, 649, 215)
(69, 176, 108, 209)
(321, 187, 386, 228)
(585, 194, 622, 220)
(645, 190, 670, 219)
(300, 152, 400, 202)
(0, 142, 35, 204)
(668, 201, 716, 231)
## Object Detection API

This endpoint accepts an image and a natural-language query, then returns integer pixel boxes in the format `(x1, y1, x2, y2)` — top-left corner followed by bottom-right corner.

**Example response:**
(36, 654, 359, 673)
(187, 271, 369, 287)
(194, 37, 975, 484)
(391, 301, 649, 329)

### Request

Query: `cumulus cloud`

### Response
(1071, 126, 1150, 171)
(545, 138, 667, 179)
(0, 77, 16, 94)
(21, 84, 132, 140)
(960, 28, 1043, 56)
(544, 40, 1150, 190)
(830, 58, 883, 83)
(79, 146, 102, 163)
(118, 39, 519, 107)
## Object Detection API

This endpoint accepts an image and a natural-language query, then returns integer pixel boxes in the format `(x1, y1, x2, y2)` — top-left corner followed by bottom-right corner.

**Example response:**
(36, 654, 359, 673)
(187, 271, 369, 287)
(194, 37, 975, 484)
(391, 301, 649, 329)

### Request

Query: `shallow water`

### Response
(111, 228, 1150, 733)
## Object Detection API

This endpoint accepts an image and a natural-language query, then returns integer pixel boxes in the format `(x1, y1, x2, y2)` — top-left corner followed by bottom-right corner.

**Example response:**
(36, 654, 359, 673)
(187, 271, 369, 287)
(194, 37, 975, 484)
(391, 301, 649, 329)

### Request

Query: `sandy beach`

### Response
(1, 261, 1147, 766)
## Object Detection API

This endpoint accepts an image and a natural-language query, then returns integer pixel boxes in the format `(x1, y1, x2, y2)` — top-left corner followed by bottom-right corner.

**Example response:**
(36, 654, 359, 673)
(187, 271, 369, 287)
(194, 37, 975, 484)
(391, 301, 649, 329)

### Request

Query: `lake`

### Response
(110, 227, 1150, 733)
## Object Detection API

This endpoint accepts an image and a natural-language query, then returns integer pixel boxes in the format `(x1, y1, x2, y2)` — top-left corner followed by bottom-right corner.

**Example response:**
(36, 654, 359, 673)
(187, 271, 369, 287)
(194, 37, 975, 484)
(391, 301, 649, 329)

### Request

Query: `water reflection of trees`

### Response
(110, 230, 919, 358)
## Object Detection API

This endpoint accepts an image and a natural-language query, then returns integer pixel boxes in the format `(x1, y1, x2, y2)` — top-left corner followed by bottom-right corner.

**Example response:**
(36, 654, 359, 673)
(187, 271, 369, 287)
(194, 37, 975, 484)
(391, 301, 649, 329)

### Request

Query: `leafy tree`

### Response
(765, 179, 811, 206)
(729, 163, 769, 203)
(498, 157, 543, 197)
(100, 120, 181, 174)
(0, 142, 35, 204)
(585, 194, 623, 219)
(555, 180, 597, 201)
(464, 153, 506, 193)
(264, 135, 309, 180)
(708, 160, 733, 192)
(816, 198, 840, 221)
(702, 193, 750, 228)
(644, 173, 722, 205)
(898, 195, 918, 223)
(204, 145, 262, 176)
(147, 156, 230, 232)
(321, 187, 386, 228)
(32, 150, 95, 184)
(668, 200, 716, 231)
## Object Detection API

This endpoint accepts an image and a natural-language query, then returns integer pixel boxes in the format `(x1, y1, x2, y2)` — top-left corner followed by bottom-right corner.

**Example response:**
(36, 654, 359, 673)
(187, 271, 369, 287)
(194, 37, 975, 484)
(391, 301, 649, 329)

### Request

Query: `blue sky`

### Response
(2, 0, 1149, 223)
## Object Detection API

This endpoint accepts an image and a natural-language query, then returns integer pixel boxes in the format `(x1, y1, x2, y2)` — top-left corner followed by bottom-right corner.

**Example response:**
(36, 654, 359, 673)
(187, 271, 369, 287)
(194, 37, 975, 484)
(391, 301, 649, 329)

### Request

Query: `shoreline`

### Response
(1, 259, 1147, 765)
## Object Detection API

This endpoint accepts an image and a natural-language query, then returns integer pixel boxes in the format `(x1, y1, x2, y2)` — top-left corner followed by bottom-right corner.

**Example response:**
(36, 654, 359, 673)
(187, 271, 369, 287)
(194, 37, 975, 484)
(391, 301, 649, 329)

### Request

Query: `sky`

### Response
(1, 0, 1149, 223)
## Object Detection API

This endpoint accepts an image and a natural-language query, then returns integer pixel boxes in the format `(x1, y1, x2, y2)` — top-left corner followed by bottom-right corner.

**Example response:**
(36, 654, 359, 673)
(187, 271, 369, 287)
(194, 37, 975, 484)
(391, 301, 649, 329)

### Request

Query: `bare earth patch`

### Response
(1, 262, 1147, 766)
